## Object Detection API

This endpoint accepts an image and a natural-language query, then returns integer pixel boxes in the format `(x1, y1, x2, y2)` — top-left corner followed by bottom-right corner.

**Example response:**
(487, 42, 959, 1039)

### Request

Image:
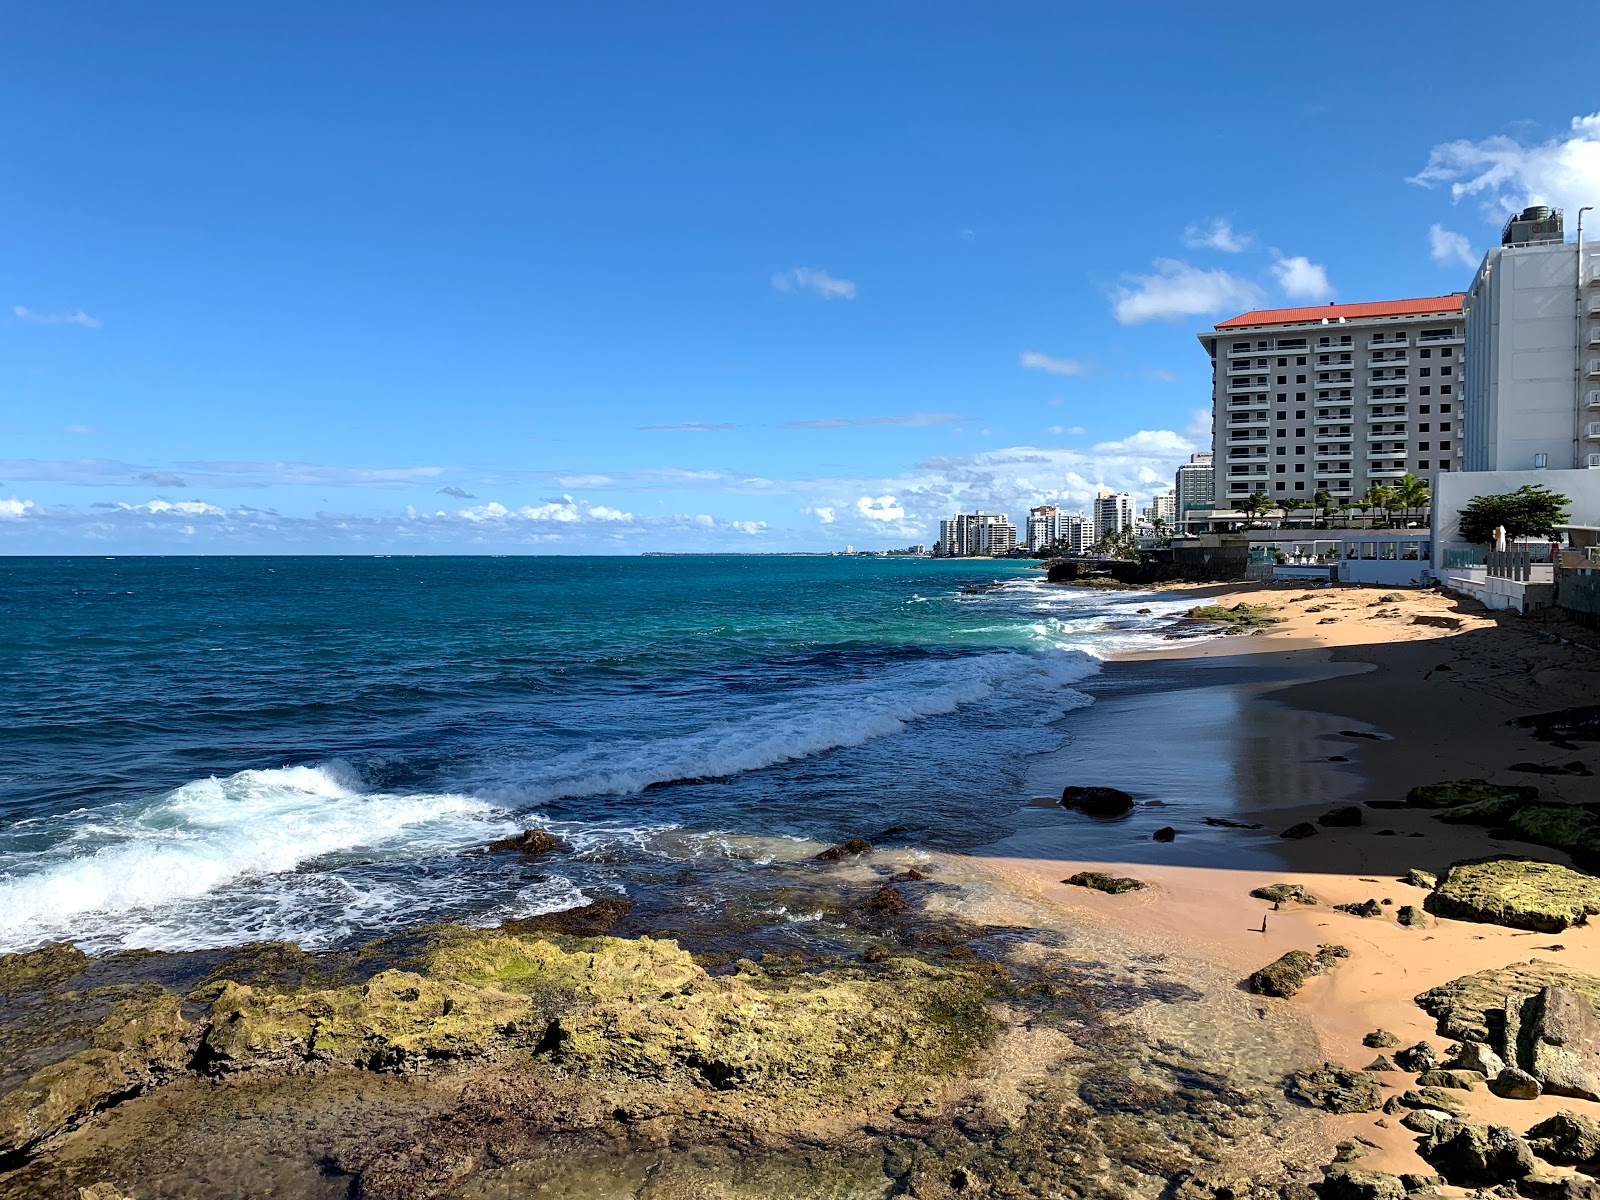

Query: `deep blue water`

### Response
(0, 555, 1191, 954)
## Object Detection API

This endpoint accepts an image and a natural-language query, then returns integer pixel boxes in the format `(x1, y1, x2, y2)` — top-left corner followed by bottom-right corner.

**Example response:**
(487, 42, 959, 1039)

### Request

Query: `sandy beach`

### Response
(976, 579, 1600, 1182)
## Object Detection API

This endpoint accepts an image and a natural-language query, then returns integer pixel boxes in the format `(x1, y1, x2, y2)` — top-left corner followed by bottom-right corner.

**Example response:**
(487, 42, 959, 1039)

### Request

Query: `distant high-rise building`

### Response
(1092, 491, 1134, 543)
(1146, 490, 1176, 527)
(1198, 295, 1465, 510)
(1173, 453, 1214, 529)
(1025, 505, 1061, 551)
(1060, 512, 1092, 554)
(1460, 207, 1600, 472)
(938, 511, 1018, 557)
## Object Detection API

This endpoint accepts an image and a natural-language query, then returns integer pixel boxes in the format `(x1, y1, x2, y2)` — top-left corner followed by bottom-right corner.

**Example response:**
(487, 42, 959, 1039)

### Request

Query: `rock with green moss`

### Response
(1185, 602, 1281, 631)
(1247, 944, 1348, 998)
(1063, 871, 1145, 895)
(1525, 1111, 1600, 1167)
(1506, 803, 1600, 867)
(1288, 1062, 1382, 1113)
(1431, 857, 1600, 932)
(1320, 1166, 1407, 1200)
(1320, 806, 1364, 828)
(1335, 899, 1383, 917)
(1405, 779, 1540, 810)
(1403, 868, 1438, 890)
(1397, 905, 1427, 927)
(1415, 959, 1600, 1043)
(1251, 882, 1319, 905)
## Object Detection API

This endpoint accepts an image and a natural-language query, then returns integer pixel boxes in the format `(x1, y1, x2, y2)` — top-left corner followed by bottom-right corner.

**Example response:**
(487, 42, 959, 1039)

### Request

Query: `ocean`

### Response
(0, 555, 1198, 956)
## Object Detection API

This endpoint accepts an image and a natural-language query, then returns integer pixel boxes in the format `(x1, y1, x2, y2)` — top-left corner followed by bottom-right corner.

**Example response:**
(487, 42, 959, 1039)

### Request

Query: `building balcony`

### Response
(1227, 381, 1265, 394)
(1368, 467, 1412, 478)
(1367, 448, 1408, 458)
(1587, 295, 1600, 316)
(1587, 326, 1600, 347)
(1417, 330, 1464, 344)
(1226, 361, 1261, 375)
(1317, 469, 1355, 478)
(1367, 413, 1409, 423)
(1586, 261, 1600, 285)
(1227, 343, 1262, 358)
(1367, 336, 1410, 349)
(1366, 355, 1409, 368)
(1367, 374, 1408, 386)
(1227, 395, 1269, 407)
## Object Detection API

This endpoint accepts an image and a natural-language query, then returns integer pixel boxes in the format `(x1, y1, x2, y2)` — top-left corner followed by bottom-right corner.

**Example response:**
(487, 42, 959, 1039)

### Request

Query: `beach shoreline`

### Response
(972, 577, 1600, 1181)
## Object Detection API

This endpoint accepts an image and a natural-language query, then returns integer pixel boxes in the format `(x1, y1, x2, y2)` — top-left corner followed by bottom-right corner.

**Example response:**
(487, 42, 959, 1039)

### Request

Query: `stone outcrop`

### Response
(1251, 883, 1319, 905)
(1525, 1111, 1600, 1168)
(1444, 1039, 1505, 1078)
(1416, 959, 1600, 1043)
(1403, 868, 1438, 890)
(1417, 1121, 1536, 1187)
(1393, 1041, 1438, 1073)
(1246, 945, 1347, 998)
(1430, 857, 1600, 932)
(484, 828, 564, 856)
(1059, 786, 1135, 817)
(1491, 1067, 1543, 1100)
(1506, 986, 1600, 1101)
(815, 837, 873, 861)
(1279, 822, 1319, 840)
(1320, 806, 1364, 828)
(1320, 1166, 1407, 1200)
(1405, 779, 1541, 810)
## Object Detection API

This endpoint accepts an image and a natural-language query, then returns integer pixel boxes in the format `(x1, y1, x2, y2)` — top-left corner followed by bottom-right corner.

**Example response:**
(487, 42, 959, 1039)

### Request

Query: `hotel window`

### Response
(1440, 440, 1451, 450)
(1420, 367, 1432, 377)
(1295, 464, 1305, 473)
(1345, 542, 1359, 560)
(1441, 347, 1453, 358)
(1441, 386, 1452, 395)
(1294, 482, 1305, 491)
(1420, 387, 1431, 396)
(1401, 543, 1422, 561)
(1361, 542, 1378, 560)
(1278, 358, 1288, 367)
(1295, 410, 1305, 419)
(1419, 442, 1431, 451)
(1440, 422, 1451, 432)
(1442, 366, 1453, 376)
(1420, 348, 1432, 358)
(1296, 392, 1305, 401)
(1420, 404, 1431, 414)
(1380, 542, 1398, 561)
(1440, 404, 1451, 413)
(1419, 460, 1430, 470)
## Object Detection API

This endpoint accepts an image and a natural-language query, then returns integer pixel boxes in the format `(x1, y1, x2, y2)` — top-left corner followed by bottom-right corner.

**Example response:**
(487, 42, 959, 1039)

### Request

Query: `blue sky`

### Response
(4, 3, 1599, 553)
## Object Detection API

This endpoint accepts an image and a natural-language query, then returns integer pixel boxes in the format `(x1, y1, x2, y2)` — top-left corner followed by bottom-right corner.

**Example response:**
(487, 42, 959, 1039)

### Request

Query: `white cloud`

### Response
(1111, 259, 1263, 325)
(1019, 351, 1088, 377)
(116, 499, 225, 516)
(855, 495, 906, 523)
(1269, 255, 1334, 301)
(806, 506, 836, 524)
(437, 486, 476, 499)
(0, 497, 34, 519)
(784, 412, 970, 430)
(638, 422, 736, 432)
(1429, 224, 1478, 269)
(65, 424, 98, 434)
(1409, 113, 1600, 219)
(1182, 217, 1251, 253)
(12, 305, 101, 329)
(771, 267, 857, 300)
(1142, 368, 1179, 383)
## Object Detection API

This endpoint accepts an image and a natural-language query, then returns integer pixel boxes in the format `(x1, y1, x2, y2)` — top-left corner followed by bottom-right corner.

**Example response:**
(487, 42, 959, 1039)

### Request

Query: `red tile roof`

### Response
(1214, 294, 1465, 329)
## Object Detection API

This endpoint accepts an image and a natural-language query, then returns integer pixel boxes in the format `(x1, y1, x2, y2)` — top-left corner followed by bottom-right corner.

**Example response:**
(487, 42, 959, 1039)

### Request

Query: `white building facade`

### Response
(1092, 491, 1134, 542)
(1199, 296, 1466, 510)
(938, 511, 1018, 557)
(1461, 207, 1600, 473)
(1025, 505, 1061, 551)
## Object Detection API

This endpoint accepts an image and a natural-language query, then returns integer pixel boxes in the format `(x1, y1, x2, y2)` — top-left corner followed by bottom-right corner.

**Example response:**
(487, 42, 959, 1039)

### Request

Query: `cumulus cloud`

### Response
(1429, 224, 1478, 269)
(771, 267, 857, 300)
(13, 305, 101, 329)
(1182, 217, 1251, 253)
(1019, 351, 1088, 377)
(117, 499, 225, 516)
(0, 497, 34, 519)
(1112, 259, 1263, 324)
(437, 486, 476, 499)
(784, 412, 971, 430)
(1409, 113, 1600, 218)
(855, 495, 906, 522)
(1269, 255, 1335, 301)
(638, 422, 737, 432)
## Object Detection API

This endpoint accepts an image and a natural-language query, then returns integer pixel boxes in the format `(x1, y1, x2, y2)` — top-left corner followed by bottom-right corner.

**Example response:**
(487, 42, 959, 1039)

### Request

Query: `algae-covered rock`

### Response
(1431, 857, 1600, 932)
(1491, 1066, 1542, 1099)
(1416, 959, 1600, 1043)
(1363, 1029, 1400, 1048)
(1401, 1109, 1454, 1136)
(1335, 899, 1383, 918)
(1366, 1055, 1396, 1072)
(1186, 602, 1280, 630)
(1320, 806, 1364, 828)
(0, 941, 91, 993)
(1403, 868, 1438, 890)
(1280, 822, 1319, 840)
(1063, 871, 1145, 895)
(1405, 779, 1540, 809)
(1320, 1166, 1407, 1200)
(815, 838, 873, 861)
(1418, 1121, 1536, 1187)
(1288, 1062, 1382, 1113)
(1416, 1069, 1483, 1090)
(1395, 1086, 1466, 1114)
(1248, 945, 1347, 998)
(1394, 1042, 1439, 1073)
(484, 828, 564, 856)
(1397, 905, 1427, 927)
(1506, 803, 1600, 867)
(1251, 883, 1319, 905)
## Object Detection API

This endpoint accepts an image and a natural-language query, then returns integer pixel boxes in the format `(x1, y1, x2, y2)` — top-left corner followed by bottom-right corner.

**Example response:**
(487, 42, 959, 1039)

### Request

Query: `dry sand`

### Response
(974, 579, 1600, 1180)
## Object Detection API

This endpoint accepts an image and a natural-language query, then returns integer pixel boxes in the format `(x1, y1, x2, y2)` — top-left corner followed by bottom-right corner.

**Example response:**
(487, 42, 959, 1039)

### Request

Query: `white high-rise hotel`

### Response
(1198, 297, 1466, 509)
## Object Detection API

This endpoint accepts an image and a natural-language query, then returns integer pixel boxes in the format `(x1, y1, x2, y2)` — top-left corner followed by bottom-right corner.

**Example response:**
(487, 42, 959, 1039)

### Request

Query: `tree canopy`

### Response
(1457, 484, 1572, 545)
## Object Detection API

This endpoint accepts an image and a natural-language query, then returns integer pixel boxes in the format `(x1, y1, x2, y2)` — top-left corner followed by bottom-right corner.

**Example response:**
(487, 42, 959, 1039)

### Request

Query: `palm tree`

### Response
(1361, 484, 1395, 528)
(1313, 488, 1334, 528)
(1282, 497, 1310, 526)
(1393, 473, 1431, 526)
(1238, 491, 1271, 526)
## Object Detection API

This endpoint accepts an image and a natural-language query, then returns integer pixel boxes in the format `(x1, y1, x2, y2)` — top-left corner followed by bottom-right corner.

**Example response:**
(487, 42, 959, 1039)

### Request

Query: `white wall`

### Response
(1433, 467, 1600, 566)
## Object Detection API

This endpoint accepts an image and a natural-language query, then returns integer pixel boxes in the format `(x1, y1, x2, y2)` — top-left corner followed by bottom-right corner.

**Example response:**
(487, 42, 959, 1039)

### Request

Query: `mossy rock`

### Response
(1405, 779, 1540, 810)
(1063, 871, 1145, 895)
(1288, 1062, 1382, 1113)
(1335, 899, 1383, 918)
(1415, 959, 1600, 1043)
(484, 828, 564, 856)
(1248, 944, 1348, 998)
(1434, 795, 1530, 825)
(1506, 803, 1600, 867)
(1186, 602, 1281, 630)
(1431, 856, 1600, 933)
(1251, 882, 1319, 905)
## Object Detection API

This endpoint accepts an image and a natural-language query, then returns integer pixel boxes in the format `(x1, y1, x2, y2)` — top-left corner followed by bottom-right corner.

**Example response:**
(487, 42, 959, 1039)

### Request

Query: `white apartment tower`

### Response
(1092, 491, 1134, 542)
(1147, 490, 1176, 526)
(1026, 505, 1061, 551)
(1173, 452, 1214, 529)
(938, 511, 1018, 557)
(1460, 206, 1600, 472)
(1199, 296, 1466, 509)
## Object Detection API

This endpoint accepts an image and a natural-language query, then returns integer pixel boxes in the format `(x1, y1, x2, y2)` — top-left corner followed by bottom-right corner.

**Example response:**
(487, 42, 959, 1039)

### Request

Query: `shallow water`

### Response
(0, 556, 1202, 955)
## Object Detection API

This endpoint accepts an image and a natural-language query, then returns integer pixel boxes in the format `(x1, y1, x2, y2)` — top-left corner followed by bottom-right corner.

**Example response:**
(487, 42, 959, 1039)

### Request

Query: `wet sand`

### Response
(972, 580, 1600, 1179)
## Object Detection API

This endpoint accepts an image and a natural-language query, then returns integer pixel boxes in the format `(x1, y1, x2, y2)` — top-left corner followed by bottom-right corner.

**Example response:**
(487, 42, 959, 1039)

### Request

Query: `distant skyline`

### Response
(3, 4, 1599, 553)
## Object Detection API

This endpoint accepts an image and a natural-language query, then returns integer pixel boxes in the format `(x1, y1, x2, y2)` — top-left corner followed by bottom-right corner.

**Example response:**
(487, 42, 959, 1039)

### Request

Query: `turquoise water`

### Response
(0, 555, 1193, 954)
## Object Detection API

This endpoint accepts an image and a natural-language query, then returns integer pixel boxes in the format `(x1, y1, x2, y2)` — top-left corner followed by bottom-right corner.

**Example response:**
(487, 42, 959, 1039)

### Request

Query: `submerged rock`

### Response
(1288, 1062, 1382, 1113)
(485, 828, 565, 857)
(501, 898, 633, 937)
(1059, 785, 1135, 817)
(1431, 857, 1600, 932)
(815, 838, 873, 861)
(1151, 825, 1178, 842)
(1247, 944, 1348, 998)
